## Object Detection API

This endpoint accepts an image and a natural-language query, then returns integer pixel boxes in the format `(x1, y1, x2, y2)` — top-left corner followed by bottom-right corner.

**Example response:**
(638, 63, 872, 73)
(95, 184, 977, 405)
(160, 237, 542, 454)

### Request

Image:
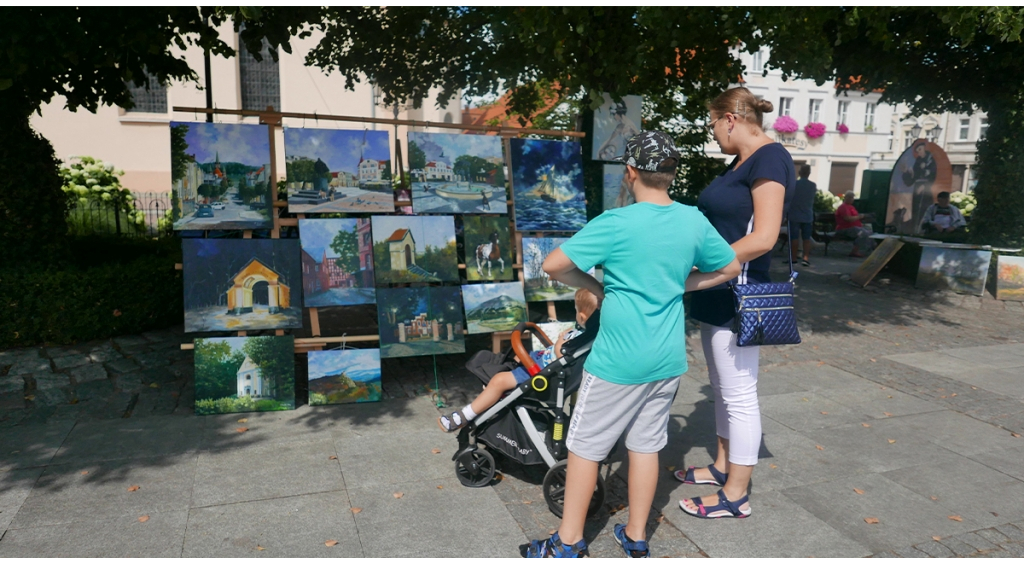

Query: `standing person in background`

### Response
(788, 164, 817, 267)
(676, 87, 795, 520)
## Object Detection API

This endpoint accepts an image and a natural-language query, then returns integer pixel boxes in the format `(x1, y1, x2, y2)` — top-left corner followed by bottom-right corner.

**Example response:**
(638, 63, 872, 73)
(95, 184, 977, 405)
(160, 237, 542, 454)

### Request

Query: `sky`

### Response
(285, 128, 390, 173)
(173, 122, 271, 166)
(307, 349, 381, 382)
(461, 281, 525, 310)
(371, 216, 456, 250)
(299, 219, 358, 259)
(408, 131, 504, 162)
(197, 336, 248, 356)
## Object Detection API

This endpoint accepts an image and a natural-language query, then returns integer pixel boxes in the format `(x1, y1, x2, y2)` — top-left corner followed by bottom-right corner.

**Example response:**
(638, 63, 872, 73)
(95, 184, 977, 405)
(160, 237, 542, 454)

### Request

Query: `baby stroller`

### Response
(451, 311, 606, 518)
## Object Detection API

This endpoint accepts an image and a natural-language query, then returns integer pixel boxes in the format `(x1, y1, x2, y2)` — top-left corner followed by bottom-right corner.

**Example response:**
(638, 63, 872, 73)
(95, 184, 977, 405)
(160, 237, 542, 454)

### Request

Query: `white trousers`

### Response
(700, 322, 761, 466)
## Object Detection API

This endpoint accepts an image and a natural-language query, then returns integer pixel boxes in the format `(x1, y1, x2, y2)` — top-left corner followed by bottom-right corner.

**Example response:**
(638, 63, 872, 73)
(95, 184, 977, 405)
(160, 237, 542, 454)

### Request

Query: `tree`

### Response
(194, 339, 245, 401)
(286, 158, 318, 184)
(330, 225, 360, 274)
(407, 140, 427, 171)
(243, 336, 295, 403)
(170, 123, 192, 183)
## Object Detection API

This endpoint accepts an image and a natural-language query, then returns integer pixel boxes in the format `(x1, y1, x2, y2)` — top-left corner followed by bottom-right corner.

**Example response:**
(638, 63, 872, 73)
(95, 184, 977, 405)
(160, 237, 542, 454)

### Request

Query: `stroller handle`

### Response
(511, 322, 552, 376)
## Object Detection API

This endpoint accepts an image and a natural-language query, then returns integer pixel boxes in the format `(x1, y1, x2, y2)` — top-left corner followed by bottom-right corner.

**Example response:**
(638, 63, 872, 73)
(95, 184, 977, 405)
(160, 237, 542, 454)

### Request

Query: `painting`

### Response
(371, 216, 458, 285)
(409, 132, 508, 214)
(915, 246, 992, 296)
(522, 237, 595, 302)
(182, 239, 303, 332)
(307, 348, 382, 405)
(885, 139, 953, 235)
(376, 286, 466, 358)
(193, 336, 295, 415)
(509, 138, 587, 233)
(996, 255, 1024, 301)
(463, 216, 514, 282)
(602, 164, 633, 211)
(531, 321, 576, 351)
(284, 128, 394, 213)
(462, 282, 528, 334)
(592, 94, 642, 161)
(299, 219, 376, 306)
(170, 122, 274, 230)
(850, 237, 904, 287)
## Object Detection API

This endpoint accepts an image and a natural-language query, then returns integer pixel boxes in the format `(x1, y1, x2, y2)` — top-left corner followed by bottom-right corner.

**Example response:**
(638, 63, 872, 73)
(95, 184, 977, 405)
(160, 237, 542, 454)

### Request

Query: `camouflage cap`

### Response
(615, 131, 681, 172)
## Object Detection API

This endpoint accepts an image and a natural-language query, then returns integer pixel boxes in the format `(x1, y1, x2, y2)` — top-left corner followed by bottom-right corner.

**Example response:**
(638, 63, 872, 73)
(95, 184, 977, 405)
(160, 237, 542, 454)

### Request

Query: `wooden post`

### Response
(309, 307, 321, 337)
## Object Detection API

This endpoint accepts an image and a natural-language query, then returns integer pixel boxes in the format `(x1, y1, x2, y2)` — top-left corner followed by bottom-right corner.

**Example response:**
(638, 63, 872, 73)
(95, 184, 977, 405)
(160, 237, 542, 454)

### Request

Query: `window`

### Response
(904, 131, 914, 150)
(239, 37, 281, 111)
(979, 117, 989, 139)
(124, 71, 167, 114)
(958, 118, 970, 140)
(808, 99, 822, 123)
(837, 101, 849, 126)
(864, 103, 876, 130)
(926, 127, 940, 143)
(779, 97, 792, 117)
(751, 51, 764, 73)
(245, 374, 251, 380)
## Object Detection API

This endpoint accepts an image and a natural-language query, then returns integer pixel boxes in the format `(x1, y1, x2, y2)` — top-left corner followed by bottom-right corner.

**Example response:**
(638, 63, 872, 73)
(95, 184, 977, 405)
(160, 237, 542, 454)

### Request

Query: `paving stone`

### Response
(941, 536, 981, 557)
(0, 511, 189, 558)
(32, 388, 70, 407)
(112, 335, 149, 347)
(0, 375, 25, 395)
(113, 372, 144, 392)
(87, 349, 122, 364)
(995, 524, 1024, 542)
(52, 355, 90, 371)
(105, 358, 140, 375)
(73, 380, 116, 402)
(892, 545, 928, 558)
(958, 531, 1001, 552)
(1000, 542, 1024, 557)
(915, 539, 956, 557)
(32, 373, 71, 390)
(975, 528, 1011, 545)
(9, 359, 52, 376)
(69, 364, 109, 384)
(132, 351, 173, 369)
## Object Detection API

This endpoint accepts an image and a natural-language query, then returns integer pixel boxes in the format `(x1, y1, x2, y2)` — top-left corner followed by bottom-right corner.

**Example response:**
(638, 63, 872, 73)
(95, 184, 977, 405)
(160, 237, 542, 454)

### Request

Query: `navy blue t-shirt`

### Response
(690, 143, 796, 327)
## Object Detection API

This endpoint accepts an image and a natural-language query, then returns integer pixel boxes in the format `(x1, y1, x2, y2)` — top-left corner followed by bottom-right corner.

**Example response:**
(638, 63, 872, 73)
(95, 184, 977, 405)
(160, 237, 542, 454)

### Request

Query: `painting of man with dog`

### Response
(463, 216, 514, 282)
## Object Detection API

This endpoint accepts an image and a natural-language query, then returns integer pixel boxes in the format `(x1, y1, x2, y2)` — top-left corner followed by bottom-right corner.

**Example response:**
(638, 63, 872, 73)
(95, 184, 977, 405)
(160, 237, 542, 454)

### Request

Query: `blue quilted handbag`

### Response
(730, 245, 801, 347)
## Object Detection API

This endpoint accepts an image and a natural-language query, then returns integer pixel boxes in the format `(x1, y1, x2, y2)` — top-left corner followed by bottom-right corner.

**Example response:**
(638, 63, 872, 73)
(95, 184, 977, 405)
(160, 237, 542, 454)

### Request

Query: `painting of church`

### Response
(371, 216, 459, 285)
(236, 355, 275, 398)
(193, 335, 295, 415)
(388, 228, 416, 271)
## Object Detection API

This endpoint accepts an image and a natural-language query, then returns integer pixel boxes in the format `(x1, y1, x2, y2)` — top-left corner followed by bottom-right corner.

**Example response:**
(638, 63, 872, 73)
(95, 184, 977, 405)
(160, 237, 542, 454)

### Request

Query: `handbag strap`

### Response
(785, 217, 798, 283)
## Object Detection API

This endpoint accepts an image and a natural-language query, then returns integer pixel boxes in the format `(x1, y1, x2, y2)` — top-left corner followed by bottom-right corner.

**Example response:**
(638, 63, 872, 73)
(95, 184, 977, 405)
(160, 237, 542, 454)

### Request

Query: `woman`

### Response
(676, 87, 795, 519)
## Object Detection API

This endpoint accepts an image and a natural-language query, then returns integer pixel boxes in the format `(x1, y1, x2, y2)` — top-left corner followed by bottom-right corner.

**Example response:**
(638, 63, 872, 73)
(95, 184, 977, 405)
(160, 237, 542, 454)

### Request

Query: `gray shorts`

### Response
(565, 370, 681, 462)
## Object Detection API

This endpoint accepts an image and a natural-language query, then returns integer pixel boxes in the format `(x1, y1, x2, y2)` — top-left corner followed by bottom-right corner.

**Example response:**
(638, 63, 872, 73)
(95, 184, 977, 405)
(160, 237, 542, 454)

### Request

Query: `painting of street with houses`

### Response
(371, 216, 458, 285)
(299, 219, 376, 306)
(462, 282, 528, 334)
(170, 122, 274, 230)
(376, 286, 466, 358)
(307, 348, 382, 405)
(284, 128, 394, 214)
(509, 138, 587, 232)
(463, 216, 514, 282)
(408, 132, 508, 214)
(522, 237, 595, 301)
(182, 239, 303, 332)
(193, 336, 296, 415)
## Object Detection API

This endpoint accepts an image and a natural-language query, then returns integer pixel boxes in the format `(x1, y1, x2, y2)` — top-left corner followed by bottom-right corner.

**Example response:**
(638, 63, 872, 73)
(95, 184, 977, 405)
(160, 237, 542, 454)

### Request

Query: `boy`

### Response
(437, 288, 599, 433)
(524, 132, 740, 558)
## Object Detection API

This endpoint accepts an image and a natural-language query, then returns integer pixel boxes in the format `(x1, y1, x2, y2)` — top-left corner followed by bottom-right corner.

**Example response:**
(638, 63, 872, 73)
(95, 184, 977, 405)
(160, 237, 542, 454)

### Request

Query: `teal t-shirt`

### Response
(560, 202, 735, 384)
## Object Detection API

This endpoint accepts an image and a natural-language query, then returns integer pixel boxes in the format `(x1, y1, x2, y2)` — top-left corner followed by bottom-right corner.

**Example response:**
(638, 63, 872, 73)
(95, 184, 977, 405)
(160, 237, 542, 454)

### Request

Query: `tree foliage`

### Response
(243, 336, 295, 405)
(330, 226, 360, 274)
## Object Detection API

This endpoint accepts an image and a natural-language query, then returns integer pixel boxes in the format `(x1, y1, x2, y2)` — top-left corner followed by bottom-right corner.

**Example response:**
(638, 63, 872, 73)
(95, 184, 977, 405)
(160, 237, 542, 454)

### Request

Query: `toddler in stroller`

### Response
(446, 289, 607, 517)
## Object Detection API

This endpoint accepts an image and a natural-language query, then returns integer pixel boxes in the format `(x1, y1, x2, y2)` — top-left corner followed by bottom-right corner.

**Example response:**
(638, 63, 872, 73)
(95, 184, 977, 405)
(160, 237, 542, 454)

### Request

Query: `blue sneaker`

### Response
(524, 532, 588, 558)
(613, 524, 650, 558)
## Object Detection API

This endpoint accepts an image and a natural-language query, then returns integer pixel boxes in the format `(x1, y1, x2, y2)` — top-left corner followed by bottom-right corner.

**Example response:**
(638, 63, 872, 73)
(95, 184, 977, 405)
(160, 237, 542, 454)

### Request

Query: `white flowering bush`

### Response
(813, 190, 843, 213)
(157, 206, 174, 232)
(948, 191, 977, 218)
(60, 156, 146, 227)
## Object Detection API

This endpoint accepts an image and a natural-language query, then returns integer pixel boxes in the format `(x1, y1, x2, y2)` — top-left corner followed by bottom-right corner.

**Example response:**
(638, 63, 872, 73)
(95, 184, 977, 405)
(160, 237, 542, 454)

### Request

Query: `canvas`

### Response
(284, 128, 395, 213)
(409, 132, 508, 214)
(376, 286, 466, 358)
(885, 140, 954, 235)
(592, 94, 643, 161)
(193, 336, 296, 415)
(602, 164, 633, 211)
(850, 237, 904, 287)
(299, 219, 376, 306)
(531, 321, 576, 351)
(522, 237, 595, 302)
(371, 215, 458, 285)
(915, 246, 992, 296)
(463, 216, 514, 281)
(996, 255, 1024, 301)
(182, 239, 304, 332)
(307, 348, 382, 405)
(509, 138, 587, 233)
(170, 122, 274, 230)
(462, 282, 528, 334)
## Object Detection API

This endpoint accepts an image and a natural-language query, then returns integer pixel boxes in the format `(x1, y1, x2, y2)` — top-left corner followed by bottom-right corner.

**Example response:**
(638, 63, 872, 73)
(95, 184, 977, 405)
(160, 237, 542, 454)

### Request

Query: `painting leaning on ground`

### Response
(308, 348, 382, 405)
(170, 122, 274, 231)
(376, 286, 466, 359)
(284, 128, 395, 214)
(462, 282, 528, 334)
(915, 247, 992, 297)
(408, 132, 508, 214)
(509, 138, 587, 233)
(193, 336, 296, 415)
(996, 255, 1024, 301)
(299, 218, 376, 306)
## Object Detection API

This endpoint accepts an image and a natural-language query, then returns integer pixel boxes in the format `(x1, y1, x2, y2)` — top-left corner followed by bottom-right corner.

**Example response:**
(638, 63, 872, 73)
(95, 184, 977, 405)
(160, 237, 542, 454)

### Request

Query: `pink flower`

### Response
(804, 122, 826, 139)
(837, 123, 850, 134)
(772, 116, 799, 134)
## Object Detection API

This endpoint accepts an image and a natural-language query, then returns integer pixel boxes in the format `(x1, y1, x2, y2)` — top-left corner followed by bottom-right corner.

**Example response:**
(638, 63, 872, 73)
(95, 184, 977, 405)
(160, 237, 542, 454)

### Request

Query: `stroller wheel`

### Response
(542, 459, 606, 519)
(454, 447, 496, 488)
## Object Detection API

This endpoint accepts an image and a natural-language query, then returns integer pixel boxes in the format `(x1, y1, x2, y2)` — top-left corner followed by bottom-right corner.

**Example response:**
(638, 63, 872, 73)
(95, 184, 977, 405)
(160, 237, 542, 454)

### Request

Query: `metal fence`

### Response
(67, 192, 174, 239)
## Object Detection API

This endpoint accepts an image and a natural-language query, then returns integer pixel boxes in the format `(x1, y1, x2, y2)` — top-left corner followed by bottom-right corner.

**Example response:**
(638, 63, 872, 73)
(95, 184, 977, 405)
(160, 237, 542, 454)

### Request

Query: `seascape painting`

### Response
(376, 286, 466, 359)
(299, 219, 376, 306)
(170, 122, 273, 230)
(592, 94, 642, 161)
(463, 215, 514, 282)
(509, 138, 587, 233)
(996, 255, 1024, 301)
(409, 132, 508, 214)
(915, 246, 992, 296)
(602, 164, 633, 211)
(462, 282, 529, 334)
(522, 237, 595, 302)
(307, 348, 382, 405)
(182, 239, 303, 332)
(193, 336, 295, 415)
(284, 128, 394, 213)
(371, 216, 458, 285)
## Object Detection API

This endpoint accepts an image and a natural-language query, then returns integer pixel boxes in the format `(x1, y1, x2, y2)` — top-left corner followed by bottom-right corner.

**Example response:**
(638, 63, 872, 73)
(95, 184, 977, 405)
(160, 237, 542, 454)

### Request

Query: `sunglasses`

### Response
(704, 116, 723, 133)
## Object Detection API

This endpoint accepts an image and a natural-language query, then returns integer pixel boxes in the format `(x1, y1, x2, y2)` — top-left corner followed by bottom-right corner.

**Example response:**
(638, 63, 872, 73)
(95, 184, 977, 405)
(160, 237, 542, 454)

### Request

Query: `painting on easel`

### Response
(284, 128, 395, 214)
(193, 336, 296, 415)
(409, 132, 508, 214)
(376, 286, 466, 359)
(463, 216, 514, 282)
(509, 138, 587, 233)
(299, 219, 376, 306)
(522, 237, 594, 302)
(308, 348, 382, 405)
(182, 239, 303, 332)
(371, 216, 459, 285)
(170, 122, 273, 231)
(996, 255, 1024, 301)
(462, 282, 528, 334)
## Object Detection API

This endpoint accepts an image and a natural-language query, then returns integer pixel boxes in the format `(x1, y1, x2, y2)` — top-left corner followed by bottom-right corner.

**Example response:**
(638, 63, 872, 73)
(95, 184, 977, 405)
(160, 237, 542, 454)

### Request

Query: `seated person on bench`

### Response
(835, 191, 876, 258)
(919, 191, 966, 234)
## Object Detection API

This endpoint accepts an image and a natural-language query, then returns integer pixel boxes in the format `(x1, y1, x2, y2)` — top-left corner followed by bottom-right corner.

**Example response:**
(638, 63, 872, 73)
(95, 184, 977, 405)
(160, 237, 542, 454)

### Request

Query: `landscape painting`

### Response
(182, 239, 303, 332)
(299, 219, 375, 307)
(170, 122, 273, 230)
(376, 286, 466, 359)
(522, 237, 595, 302)
(462, 282, 528, 334)
(284, 128, 394, 213)
(463, 216, 514, 282)
(193, 336, 295, 415)
(409, 132, 508, 214)
(850, 237, 904, 288)
(592, 94, 643, 161)
(307, 348, 382, 405)
(915, 247, 992, 296)
(509, 138, 587, 233)
(602, 164, 633, 211)
(371, 215, 458, 285)
(996, 255, 1024, 301)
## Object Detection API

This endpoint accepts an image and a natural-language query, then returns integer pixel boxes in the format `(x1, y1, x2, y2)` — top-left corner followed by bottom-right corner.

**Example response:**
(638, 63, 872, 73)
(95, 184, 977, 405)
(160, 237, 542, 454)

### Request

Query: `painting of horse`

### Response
(462, 216, 514, 282)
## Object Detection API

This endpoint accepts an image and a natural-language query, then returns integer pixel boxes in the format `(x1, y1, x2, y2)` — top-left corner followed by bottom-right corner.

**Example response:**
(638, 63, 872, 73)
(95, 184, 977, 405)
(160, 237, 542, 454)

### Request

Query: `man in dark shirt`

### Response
(788, 164, 816, 266)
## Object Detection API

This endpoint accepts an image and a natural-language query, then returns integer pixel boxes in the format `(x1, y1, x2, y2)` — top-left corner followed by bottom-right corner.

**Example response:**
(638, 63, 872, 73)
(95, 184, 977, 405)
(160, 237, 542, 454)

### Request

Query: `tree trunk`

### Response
(969, 102, 1024, 248)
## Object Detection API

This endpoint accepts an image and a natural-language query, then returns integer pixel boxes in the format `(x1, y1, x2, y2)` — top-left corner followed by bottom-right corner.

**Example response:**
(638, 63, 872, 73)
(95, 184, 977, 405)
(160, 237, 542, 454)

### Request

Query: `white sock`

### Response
(462, 405, 478, 421)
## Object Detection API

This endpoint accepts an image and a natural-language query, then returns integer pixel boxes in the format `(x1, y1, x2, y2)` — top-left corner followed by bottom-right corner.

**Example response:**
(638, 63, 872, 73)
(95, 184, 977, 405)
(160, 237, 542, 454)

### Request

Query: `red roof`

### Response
(387, 228, 411, 242)
(461, 87, 561, 132)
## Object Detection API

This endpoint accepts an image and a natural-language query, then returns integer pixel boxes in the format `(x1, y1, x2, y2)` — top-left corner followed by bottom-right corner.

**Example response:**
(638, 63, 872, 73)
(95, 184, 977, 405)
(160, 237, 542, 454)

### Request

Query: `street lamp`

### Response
(910, 123, 923, 138)
(931, 125, 943, 141)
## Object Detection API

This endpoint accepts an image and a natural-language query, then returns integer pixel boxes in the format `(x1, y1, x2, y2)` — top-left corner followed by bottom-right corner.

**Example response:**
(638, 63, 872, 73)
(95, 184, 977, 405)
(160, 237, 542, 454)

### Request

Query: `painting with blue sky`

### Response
(284, 128, 394, 213)
(307, 348, 382, 405)
(510, 138, 586, 232)
(376, 286, 465, 358)
(299, 219, 375, 307)
(602, 164, 633, 211)
(371, 216, 458, 284)
(170, 122, 273, 230)
(522, 237, 595, 302)
(408, 132, 508, 214)
(462, 282, 528, 334)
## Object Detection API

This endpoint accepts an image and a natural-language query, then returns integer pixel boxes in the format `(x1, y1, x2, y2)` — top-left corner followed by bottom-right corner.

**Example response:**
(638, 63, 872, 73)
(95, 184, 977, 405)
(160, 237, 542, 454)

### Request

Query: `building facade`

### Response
(236, 356, 273, 398)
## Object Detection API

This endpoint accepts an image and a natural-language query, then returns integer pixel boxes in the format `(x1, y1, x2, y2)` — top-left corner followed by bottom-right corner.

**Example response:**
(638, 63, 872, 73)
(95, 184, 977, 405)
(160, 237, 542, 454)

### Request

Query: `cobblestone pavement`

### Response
(1, 245, 1023, 557)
